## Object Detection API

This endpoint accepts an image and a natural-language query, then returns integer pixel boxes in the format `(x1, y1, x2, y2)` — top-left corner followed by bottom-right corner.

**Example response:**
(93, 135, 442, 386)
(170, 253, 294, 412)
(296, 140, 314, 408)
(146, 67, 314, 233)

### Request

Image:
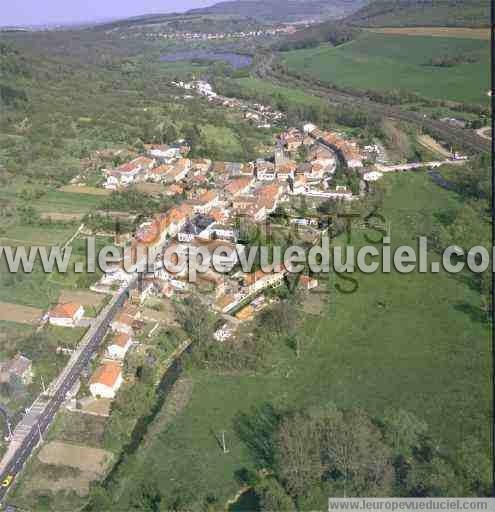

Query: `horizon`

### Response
(1, 0, 218, 28)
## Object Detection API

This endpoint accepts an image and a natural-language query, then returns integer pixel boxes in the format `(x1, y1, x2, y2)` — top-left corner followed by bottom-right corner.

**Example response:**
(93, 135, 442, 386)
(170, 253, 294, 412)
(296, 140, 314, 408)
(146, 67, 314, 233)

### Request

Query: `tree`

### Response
(315, 407, 393, 497)
(175, 293, 215, 363)
(255, 475, 296, 511)
(406, 456, 459, 497)
(381, 409, 428, 456)
(455, 436, 492, 496)
(164, 124, 178, 144)
(275, 413, 323, 499)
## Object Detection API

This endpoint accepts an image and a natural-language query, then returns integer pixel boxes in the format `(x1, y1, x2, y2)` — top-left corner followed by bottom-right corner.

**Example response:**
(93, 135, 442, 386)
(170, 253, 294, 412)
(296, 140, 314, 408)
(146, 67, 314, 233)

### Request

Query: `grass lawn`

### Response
(282, 33, 491, 105)
(234, 77, 325, 108)
(109, 172, 491, 508)
(0, 224, 77, 246)
(201, 124, 243, 159)
(32, 190, 104, 214)
(44, 325, 87, 349)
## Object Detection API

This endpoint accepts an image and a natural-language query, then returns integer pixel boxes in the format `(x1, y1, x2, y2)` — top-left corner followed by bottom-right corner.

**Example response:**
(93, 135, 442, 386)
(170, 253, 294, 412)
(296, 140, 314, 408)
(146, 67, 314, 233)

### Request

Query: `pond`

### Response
(160, 50, 253, 69)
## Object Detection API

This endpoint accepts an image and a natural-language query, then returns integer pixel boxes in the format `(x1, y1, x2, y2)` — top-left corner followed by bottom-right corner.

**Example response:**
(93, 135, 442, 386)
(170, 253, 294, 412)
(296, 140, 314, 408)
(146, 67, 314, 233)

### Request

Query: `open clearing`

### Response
(282, 32, 491, 105)
(59, 185, 111, 196)
(58, 289, 104, 308)
(368, 27, 490, 40)
(0, 302, 43, 325)
(38, 441, 111, 474)
(81, 398, 112, 416)
(135, 182, 170, 195)
(40, 212, 85, 221)
(48, 411, 107, 448)
(24, 441, 114, 496)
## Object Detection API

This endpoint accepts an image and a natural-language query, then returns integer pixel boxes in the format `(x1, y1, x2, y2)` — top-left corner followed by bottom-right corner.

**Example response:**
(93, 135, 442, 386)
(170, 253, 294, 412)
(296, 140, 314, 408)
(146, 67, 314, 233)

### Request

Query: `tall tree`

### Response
(275, 413, 323, 499)
(315, 407, 393, 497)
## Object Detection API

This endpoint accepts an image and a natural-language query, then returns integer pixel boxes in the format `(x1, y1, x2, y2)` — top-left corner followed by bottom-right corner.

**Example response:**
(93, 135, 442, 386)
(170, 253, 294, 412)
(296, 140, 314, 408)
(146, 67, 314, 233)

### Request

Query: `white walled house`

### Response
(104, 157, 155, 189)
(107, 333, 133, 360)
(89, 364, 123, 399)
(49, 303, 84, 328)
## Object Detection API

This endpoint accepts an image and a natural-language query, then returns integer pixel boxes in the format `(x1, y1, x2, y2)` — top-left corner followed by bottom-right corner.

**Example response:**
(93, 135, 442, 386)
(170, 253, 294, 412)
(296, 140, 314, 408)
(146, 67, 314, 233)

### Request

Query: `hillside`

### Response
(277, 20, 361, 51)
(345, 0, 491, 27)
(188, 0, 369, 23)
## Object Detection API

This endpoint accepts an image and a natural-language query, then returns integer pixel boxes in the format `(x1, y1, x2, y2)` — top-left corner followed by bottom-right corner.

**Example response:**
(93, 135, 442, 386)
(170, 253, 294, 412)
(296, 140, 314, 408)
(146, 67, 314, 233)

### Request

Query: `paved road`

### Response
(0, 284, 131, 502)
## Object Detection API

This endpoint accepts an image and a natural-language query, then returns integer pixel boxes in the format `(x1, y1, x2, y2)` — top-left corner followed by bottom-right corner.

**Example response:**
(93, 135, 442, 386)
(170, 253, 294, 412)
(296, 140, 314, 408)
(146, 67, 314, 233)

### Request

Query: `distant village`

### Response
(117, 25, 297, 41)
(172, 79, 286, 128)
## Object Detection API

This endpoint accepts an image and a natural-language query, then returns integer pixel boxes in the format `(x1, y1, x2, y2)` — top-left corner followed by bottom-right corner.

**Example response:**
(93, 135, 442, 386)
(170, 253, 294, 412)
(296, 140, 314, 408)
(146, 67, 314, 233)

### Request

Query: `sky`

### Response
(1, 0, 218, 27)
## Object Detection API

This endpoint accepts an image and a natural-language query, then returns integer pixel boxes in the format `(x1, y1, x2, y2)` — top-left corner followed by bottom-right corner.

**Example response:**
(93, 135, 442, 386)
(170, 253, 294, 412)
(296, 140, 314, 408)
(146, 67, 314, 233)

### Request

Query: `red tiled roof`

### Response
(50, 303, 81, 319)
(198, 190, 217, 205)
(225, 177, 252, 196)
(90, 363, 122, 388)
(111, 333, 131, 348)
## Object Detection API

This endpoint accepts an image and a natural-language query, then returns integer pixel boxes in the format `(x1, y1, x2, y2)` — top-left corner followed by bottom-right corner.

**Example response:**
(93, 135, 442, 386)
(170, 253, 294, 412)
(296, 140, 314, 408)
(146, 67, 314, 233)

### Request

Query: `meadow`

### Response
(107, 171, 492, 509)
(234, 77, 326, 108)
(282, 32, 491, 105)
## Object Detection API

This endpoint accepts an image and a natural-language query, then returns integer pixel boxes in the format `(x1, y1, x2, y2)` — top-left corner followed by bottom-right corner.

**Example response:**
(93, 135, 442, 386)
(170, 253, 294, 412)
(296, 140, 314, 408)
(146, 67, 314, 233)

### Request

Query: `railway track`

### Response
(254, 53, 491, 155)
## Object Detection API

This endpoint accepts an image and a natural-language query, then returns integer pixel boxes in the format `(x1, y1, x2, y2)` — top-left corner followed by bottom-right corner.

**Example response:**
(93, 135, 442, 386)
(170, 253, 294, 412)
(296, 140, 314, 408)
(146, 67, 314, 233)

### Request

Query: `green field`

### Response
(31, 190, 104, 214)
(282, 32, 491, 105)
(107, 172, 491, 508)
(235, 77, 326, 108)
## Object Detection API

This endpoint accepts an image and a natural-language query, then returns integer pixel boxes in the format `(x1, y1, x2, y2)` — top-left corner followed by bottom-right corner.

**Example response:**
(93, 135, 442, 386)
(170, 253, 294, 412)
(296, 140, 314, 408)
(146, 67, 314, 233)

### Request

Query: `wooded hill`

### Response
(345, 0, 491, 27)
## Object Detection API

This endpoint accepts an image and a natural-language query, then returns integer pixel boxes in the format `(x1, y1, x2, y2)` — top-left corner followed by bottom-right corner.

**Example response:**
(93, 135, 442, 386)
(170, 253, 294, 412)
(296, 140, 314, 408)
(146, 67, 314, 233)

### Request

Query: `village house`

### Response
(224, 177, 254, 198)
(111, 304, 140, 335)
(255, 159, 276, 181)
(290, 174, 308, 195)
(191, 158, 212, 175)
(147, 164, 173, 182)
(49, 303, 84, 328)
(178, 215, 214, 243)
(209, 207, 229, 223)
(235, 202, 266, 223)
(276, 160, 297, 181)
(199, 223, 238, 242)
(243, 266, 287, 295)
(188, 239, 242, 272)
(285, 135, 304, 153)
(145, 144, 181, 161)
(165, 158, 191, 183)
(163, 183, 184, 196)
(257, 183, 285, 214)
(107, 333, 133, 360)
(104, 156, 155, 189)
(303, 123, 317, 134)
(193, 190, 219, 215)
(89, 363, 123, 399)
